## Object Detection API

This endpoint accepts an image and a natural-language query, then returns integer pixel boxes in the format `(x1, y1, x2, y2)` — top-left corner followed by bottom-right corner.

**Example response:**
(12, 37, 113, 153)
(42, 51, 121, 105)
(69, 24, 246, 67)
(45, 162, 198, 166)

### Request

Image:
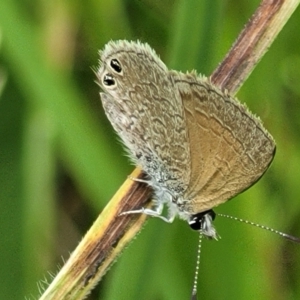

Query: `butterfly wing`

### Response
(97, 40, 191, 194)
(173, 71, 276, 214)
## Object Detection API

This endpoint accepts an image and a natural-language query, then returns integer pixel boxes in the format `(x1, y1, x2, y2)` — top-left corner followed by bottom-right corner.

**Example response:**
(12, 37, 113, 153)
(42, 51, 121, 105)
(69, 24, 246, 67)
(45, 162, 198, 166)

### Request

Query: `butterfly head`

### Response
(189, 210, 218, 240)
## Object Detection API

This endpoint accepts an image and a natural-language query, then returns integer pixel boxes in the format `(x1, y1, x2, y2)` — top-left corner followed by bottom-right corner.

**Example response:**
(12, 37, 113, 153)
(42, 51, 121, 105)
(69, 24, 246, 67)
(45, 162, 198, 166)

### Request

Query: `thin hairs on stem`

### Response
(217, 213, 300, 244)
(191, 231, 203, 300)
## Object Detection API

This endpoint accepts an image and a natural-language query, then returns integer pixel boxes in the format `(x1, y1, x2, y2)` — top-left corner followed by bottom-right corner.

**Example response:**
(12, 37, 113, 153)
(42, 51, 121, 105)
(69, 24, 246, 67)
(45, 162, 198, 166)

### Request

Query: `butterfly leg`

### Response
(128, 175, 150, 184)
(119, 201, 176, 223)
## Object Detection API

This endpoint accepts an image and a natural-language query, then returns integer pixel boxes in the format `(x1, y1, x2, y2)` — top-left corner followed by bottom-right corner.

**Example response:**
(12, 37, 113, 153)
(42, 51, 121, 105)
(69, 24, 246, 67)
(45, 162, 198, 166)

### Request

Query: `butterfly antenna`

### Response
(191, 231, 203, 300)
(217, 213, 300, 244)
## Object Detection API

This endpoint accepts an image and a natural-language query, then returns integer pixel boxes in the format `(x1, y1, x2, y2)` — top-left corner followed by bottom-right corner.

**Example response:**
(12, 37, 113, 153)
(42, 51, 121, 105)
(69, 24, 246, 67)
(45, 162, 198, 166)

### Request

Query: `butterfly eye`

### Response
(110, 59, 122, 73)
(103, 74, 116, 86)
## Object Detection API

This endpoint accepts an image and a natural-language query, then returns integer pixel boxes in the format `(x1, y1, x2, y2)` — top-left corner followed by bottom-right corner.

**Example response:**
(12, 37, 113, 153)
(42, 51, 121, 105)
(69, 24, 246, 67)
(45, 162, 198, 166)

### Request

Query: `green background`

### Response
(1, 0, 300, 299)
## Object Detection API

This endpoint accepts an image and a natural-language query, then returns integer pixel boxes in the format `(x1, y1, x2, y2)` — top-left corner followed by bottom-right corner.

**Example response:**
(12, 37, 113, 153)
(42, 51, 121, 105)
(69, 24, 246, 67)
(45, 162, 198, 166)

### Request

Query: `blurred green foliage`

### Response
(0, 0, 300, 299)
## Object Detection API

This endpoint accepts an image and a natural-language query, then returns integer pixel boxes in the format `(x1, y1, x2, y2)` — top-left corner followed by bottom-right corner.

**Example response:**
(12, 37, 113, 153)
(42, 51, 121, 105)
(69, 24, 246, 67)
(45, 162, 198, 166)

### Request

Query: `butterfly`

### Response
(96, 40, 275, 239)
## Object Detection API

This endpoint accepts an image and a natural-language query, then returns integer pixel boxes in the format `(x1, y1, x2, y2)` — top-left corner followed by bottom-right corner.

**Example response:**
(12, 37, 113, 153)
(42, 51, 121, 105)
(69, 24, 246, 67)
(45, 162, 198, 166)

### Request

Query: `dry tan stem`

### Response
(211, 0, 299, 94)
(39, 0, 299, 299)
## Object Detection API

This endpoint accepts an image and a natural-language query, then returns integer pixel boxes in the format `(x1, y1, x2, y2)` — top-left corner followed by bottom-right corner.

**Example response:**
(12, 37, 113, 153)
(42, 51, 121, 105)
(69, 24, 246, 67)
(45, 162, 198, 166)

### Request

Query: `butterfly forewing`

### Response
(173, 72, 276, 213)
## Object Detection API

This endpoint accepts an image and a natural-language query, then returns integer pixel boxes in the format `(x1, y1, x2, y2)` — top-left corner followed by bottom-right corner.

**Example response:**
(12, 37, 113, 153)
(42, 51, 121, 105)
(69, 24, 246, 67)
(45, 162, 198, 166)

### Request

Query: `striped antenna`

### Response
(217, 213, 300, 243)
(191, 231, 203, 300)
